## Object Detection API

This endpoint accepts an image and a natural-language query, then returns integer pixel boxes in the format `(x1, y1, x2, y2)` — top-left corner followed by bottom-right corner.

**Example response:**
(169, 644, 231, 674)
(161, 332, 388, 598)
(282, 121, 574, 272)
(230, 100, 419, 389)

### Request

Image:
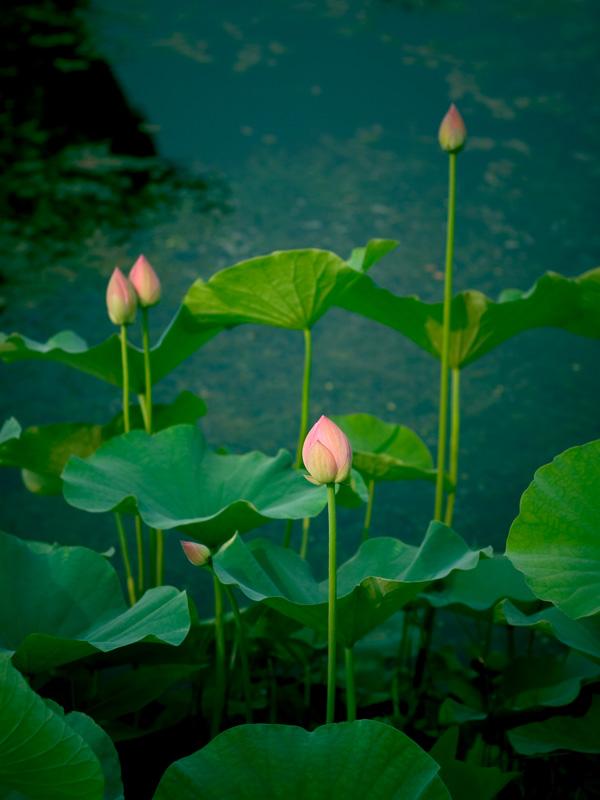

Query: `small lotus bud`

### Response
(438, 104, 467, 154)
(302, 415, 352, 485)
(129, 255, 161, 307)
(181, 540, 211, 567)
(106, 268, 137, 326)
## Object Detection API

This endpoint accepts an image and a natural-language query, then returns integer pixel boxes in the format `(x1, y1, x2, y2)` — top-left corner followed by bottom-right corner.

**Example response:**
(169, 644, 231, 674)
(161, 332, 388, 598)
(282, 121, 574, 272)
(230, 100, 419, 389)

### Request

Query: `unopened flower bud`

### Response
(438, 104, 467, 154)
(106, 268, 137, 326)
(181, 540, 211, 567)
(302, 415, 352, 485)
(129, 255, 161, 307)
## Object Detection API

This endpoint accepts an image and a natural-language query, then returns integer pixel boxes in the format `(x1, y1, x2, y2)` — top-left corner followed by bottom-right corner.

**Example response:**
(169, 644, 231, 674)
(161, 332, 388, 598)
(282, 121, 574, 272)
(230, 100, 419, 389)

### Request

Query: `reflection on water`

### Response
(1, 0, 599, 609)
(1, 1, 229, 267)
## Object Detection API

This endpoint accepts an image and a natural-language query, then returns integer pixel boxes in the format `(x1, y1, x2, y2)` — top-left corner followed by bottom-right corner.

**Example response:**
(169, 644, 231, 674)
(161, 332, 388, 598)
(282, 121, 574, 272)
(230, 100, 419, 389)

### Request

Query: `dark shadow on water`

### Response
(0, 0, 230, 273)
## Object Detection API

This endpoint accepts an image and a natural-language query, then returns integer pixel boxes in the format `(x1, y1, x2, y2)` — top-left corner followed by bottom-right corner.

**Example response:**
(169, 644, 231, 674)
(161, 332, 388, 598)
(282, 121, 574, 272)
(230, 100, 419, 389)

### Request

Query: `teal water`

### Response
(1, 0, 599, 609)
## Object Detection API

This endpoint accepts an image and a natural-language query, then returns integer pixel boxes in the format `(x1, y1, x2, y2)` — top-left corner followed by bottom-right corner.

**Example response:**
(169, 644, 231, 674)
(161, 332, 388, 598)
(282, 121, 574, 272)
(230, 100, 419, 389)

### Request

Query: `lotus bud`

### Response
(129, 255, 161, 307)
(181, 540, 211, 567)
(438, 103, 467, 154)
(106, 267, 137, 326)
(302, 415, 352, 485)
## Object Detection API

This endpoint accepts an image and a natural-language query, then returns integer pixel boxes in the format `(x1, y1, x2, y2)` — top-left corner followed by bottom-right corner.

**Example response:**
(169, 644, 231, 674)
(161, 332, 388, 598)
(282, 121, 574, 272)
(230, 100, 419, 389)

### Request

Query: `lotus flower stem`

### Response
(345, 646, 356, 722)
(156, 529, 164, 585)
(326, 482, 338, 724)
(299, 517, 310, 559)
(120, 325, 131, 433)
(222, 582, 253, 724)
(444, 367, 461, 526)
(283, 328, 313, 550)
(211, 573, 227, 739)
(362, 478, 375, 542)
(114, 512, 136, 605)
(141, 308, 153, 433)
(434, 152, 457, 522)
(134, 516, 145, 593)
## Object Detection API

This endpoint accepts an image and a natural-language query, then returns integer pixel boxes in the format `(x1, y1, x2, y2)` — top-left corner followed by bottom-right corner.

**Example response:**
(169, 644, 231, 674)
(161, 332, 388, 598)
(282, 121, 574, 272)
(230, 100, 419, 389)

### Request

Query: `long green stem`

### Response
(362, 479, 375, 543)
(345, 646, 356, 722)
(149, 528, 157, 587)
(434, 152, 456, 522)
(283, 328, 313, 549)
(115, 513, 136, 605)
(299, 517, 310, 559)
(134, 515, 145, 594)
(141, 307, 153, 433)
(120, 325, 130, 433)
(211, 574, 227, 739)
(222, 582, 253, 724)
(326, 483, 337, 724)
(156, 529, 164, 586)
(444, 367, 461, 526)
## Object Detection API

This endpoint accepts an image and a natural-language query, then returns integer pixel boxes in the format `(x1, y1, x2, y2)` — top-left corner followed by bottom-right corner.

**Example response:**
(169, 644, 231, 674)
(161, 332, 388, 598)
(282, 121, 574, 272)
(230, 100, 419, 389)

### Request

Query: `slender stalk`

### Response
(211, 574, 227, 739)
(299, 517, 310, 559)
(134, 515, 145, 594)
(362, 479, 375, 543)
(149, 528, 157, 587)
(156, 529, 164, 586)
(345, 646, 356, 722)
(222, 582, 253, 724)
(283, 328, 313, 549)
(326, 483, 337, 724)
(444, 367, 461, 526)
(434, 152, 457, 522)
(115, 513, 136, 605)
(120, 325, 131, 433)
(141, 307, 153, 433)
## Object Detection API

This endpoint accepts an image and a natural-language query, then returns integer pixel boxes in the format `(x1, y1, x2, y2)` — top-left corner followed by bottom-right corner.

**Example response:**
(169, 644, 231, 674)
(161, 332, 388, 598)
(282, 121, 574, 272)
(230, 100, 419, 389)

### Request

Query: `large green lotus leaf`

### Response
(0, 305, 221, 392)
(0, 531, 193, 673)
(506, 440, 600, 619)
(62, 425, 328, 548)
(430, 728, 519, 800)
(0, 393, 207, 496)
(499, 601, 600, 663)
(184, 243, 396, 331)
(347, 239, 398, 271)
(508, 695, 600, 755)
(331, 413, 444, 485)
(152, 720, 450, 800)
(0, 656, 105, 800)
(422, 555, 538, 619)
(499, 653, 600, 711)
(337, 268, 600, 368)
(213, 523, 490, 647)
(60, 711, 124, 800)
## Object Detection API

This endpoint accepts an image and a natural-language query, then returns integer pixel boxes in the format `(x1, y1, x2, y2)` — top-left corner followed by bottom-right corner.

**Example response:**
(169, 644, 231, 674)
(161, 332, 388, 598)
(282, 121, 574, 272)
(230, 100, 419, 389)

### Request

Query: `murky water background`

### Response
(1, 0, 599, 611)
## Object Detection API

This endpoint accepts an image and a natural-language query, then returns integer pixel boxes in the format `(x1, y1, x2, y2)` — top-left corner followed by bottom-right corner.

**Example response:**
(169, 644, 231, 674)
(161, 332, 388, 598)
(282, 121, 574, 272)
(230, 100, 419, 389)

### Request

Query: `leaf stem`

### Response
(211, 573, 227, 739)
(299, 517, 310, 559)
(283, 328, 313, 550)
(114, 512, 136, 605)
(434, 152, 456, 522)
(120, 324, 130, 433)
(345, 646, 356, 722)
(326, 482, 337, 724)
(444, 367, 461, 526)
(134, 515, 145, 594)
(222, 582, 253, 724)
(362, 479, 375, 542)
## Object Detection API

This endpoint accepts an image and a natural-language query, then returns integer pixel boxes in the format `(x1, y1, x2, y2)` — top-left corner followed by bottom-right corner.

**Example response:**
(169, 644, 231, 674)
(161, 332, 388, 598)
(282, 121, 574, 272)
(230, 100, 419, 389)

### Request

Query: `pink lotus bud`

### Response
(438, 104, 467, 154)
(302, 415, 352, 485)
(181, 540, 211, 567)
(129, 255, 161, 307)
(106, 267, 137, 326)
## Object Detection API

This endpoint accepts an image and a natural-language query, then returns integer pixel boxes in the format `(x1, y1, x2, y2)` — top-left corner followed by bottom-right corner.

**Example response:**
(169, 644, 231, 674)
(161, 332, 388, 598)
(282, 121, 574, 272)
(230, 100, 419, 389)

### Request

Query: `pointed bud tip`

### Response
(106, 267, 137, 326)
(129, 254, 162, 307)
(181, 540, 211, 567)
(438, 103, 467, 154)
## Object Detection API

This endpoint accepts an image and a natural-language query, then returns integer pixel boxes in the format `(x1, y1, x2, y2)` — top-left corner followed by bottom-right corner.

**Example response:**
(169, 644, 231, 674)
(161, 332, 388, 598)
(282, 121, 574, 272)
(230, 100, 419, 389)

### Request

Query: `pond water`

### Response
(1, 0, 599, 612)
